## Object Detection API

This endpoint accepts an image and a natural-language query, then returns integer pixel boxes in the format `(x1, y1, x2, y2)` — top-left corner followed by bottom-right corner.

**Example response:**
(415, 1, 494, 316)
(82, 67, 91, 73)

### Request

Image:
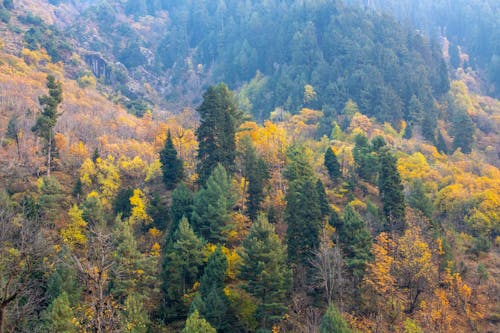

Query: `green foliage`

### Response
(196, 83, 241, 185)
(46, 292, 78, 333)
(161, 217, 205, 323)
(168, 183, 194, 240)
(285, 146, 322, 266)
(337, 205, 372, 281)
(451, 109, 475, 154)
(113, 188, 134, 218)
(182, 310, 216, 333)
(319, 304, 352, 333)
(160, 130, 184, 190)
(122, 293, 150, 333)
(316, 179, 331, 219)
(353, 134, 378, 183)
(194, 246, 232, 332)
(240, 137, 269, 220)
(38, 176, 66, 223)
(191, 165, 237, 243)
(239, 215, 292, 330)
(378, 148, 406, 232)
(32, 75, 63, 176)
(324, 147, 341, 181)
(408, 180, 432, 219)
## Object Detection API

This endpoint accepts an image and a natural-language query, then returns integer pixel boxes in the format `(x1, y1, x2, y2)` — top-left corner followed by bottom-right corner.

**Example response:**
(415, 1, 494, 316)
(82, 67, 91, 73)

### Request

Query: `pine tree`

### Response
(182, 310, 216, 333)
(337, 205, 372, 281)
(121, 293, 150, 333)
(284, 146, 322, 267)
(316, 179, 331, 219)
(191, 165, 237, 243)
(194, 246, 232, 332)
(319, 304, 352, 333)
(451, 108, 475, 154)
(196, 83, 241, 185)
(324, 147, 341, 181)
(168, 183, 193, 241)
(240, 137, 269, 220)
(352, 134, 378, 183)
(436, 130, 449, 154)
(161, 217, 205, 323)
(160, 130, 184, 190)
(408, 179, 432, 219)
(46, 292, 78, 333)
(378, 148, 406, 232)
(239, 215, 292, 330)
(32, 74, 63, 176)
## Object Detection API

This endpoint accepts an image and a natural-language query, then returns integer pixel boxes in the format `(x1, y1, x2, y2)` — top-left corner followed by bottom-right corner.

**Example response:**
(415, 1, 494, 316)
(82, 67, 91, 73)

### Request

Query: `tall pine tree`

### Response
(284, 146, 322, 267)
(160, 130, 184, 190)
(451, 108, 475, 154)
(168, 183, 194, 241)
(378, 148, 406, 232)
(239, 214, 292, 330)
(161, 217, 205, 323)
(324, 147, 341, 181)
(196, 83, 241, 185)
(337, 205, 372, 282)
(191, 165, 237, 243)
(32, 74, 63, 176)
(192, 246, 232, 332)
(240, 136, 269, 221)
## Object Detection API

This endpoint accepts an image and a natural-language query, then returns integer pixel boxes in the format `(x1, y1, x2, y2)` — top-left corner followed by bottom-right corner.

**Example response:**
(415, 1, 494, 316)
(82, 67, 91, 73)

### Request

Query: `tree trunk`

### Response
(47, 135, 52, 177)
(0, 305, 5, 333)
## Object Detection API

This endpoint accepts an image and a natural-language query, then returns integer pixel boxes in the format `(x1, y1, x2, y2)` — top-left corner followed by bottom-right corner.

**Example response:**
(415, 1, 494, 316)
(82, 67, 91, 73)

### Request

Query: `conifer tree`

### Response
(239, 215, 292, 330)
(319, 304, 352, 333)
(196, 83, 241, 185)
(284, 146, 322, 266)
(337, 205, 372, 281)
(46, 292, 78, 333)
(193, 246, 232, 332)
(352, 134, 378, 183)
(121, 293, 150, 333)
(32, 75, 63, 176)
(378, 148, 406, 232)
(160, 130, 184, 190)
(316, 179, 331, 219)
(191, 165, 237, 243)
(161, 217, 205, 323)
(168, 183, 193, 241)
(240, 137, 269, 220)
(182, 310, 216, 333)
(324, 147, 341, 181)
(436, 130, 449, 154)
(451, 108, 475, 154)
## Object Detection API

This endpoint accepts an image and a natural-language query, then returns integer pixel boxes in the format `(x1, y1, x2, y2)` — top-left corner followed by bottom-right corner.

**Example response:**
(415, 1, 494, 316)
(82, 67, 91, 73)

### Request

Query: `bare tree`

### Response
(69, 224, 120, 332)
(310, 228, 347, 310)
(0, 192, 48, 333)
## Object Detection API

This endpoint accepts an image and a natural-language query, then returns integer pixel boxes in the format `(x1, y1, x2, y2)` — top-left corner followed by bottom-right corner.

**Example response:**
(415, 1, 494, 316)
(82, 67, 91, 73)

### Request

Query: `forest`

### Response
(0, 0, 499, 332)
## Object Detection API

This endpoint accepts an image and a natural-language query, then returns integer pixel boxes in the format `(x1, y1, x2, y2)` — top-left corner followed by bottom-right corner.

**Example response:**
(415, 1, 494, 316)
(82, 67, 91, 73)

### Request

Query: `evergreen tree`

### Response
(316, 179, 331, 219)
(319, 304, 352, 333)
(284, 146, 322, 266)
(378, 148, 406, 232)
(239, 215, 292, 330)
(122, 293, 150, 333)
(196, 83, 241, 185)
(337, 205, 372, 281)
(32, 74, 63, 176)
(161, 217, 205, 323)
(92, 147, 100, 162)
(240, 137, 269, 220)
(182, 310, 216, 333)
(324, 147, 341, 181)
(436, 130, 449, 154)
(451, 108, 475, 154)
(191, 165, 237, 243)
(194, 246, 232, 332)
(408, 180, 432, 219)
(421, 112, 436, 143)
(168, 183, 194, 241)
(352, 134, 378, 183)
(160, 130, 184, 190)
(46, 292, 78, 333)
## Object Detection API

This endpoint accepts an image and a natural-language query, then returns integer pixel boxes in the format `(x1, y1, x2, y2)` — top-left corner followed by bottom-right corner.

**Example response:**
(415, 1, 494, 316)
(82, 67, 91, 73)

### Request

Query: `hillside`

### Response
(0, 0, 499, 332)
